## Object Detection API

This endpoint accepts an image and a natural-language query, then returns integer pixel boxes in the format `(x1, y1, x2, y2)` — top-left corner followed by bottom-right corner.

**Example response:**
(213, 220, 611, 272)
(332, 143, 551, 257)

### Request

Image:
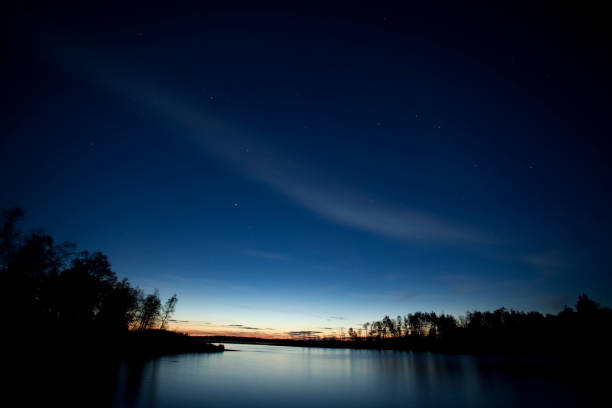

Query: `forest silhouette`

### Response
(2, 207, 222, 358)
(339, 294, 612, 356)
(202, 295, 612, 358)
(205, 292, 612, 358)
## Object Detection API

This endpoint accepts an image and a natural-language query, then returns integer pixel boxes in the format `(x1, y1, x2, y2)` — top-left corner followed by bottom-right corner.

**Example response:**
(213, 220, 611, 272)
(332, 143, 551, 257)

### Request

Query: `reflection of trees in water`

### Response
(114, 359, 160, 408)
(113, 348, 592, 408)
(355, 350, 576, 406)
(347, 350, 580, 407)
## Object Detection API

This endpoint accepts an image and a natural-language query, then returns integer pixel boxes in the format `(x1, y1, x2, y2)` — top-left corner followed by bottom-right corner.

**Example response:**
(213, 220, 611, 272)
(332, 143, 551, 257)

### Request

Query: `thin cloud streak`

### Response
(226, 324, 261, 330)
(242, 249, 293, 261)
(52, 47, 487, 246)
(142, 91, 487, 245)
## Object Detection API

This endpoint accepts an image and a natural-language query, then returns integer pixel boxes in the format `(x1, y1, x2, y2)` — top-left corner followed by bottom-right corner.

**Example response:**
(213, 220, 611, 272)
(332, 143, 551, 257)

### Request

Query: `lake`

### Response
(111, 343, 592, 407)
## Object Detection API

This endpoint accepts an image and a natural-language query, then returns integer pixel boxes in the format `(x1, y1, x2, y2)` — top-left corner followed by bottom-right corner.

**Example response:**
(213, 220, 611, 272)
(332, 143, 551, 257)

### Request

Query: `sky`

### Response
(2, 3, 611, 338)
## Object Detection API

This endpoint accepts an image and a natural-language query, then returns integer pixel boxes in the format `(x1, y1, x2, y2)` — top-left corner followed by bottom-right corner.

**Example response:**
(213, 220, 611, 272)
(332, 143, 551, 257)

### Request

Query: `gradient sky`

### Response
(3, 3, 611, 338)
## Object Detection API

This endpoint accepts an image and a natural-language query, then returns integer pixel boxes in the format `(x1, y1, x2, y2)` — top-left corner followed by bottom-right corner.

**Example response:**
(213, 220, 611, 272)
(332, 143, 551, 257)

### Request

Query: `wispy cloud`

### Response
(519, 252, 566, 275)
(156, 273, 192, 282)
(287, 331, 323, 337)
(226, 324, 261, 330)
(242, 249, 292, 261)
(349, 291, 419, 302)
(169, 320, 213, 326)
(158, 96, 485, 245)
(266, 183, 485, 244)
(436, 274, 483, 295)
(49, 46, 488, 247)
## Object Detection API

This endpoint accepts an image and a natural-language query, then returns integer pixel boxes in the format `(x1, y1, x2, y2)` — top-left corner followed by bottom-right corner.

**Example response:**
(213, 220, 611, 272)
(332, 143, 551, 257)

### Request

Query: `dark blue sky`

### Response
(3, 3, 611, 336)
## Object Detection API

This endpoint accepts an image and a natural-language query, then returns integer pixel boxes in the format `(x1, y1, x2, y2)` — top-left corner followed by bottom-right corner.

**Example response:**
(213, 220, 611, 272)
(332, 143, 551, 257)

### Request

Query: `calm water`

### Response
(112, 344, 590, 408)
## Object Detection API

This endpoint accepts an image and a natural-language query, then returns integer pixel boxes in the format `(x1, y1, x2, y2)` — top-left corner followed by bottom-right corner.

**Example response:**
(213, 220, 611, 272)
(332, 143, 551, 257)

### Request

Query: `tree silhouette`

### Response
(0, 206, 24, 264)
(576, 294, 599, 315)
(362, 322, 370, 340)
(137, 290, 162, 330)
(383, 315, 396, 338)
(159, 294, 178, 330)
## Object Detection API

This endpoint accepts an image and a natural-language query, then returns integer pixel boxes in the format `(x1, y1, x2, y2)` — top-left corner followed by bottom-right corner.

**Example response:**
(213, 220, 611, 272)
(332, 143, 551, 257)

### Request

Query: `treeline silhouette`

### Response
(341, 295, 612, 356)
(2, 207, 222, 357)
(203, 296, 612, 359)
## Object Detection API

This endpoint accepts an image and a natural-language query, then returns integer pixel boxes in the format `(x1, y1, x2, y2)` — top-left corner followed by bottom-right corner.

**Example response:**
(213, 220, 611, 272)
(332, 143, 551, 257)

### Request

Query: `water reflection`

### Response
(112, 344, 586, 408)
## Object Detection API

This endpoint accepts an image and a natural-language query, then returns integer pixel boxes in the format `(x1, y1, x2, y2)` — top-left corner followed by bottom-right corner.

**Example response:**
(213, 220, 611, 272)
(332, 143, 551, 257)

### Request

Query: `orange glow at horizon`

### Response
(171, 324, 341, 340)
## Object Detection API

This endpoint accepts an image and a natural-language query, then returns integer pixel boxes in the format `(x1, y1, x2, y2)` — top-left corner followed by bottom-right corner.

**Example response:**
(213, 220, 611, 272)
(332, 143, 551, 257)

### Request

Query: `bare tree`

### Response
(383, 315, 396, 338)
(159, 294, 178, 330)
(396, 316, 403, 337)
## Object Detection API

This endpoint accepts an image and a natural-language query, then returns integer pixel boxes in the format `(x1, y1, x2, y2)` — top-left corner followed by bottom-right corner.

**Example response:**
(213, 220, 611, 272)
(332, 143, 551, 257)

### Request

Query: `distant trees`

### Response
(362, 322, 370, 340)
(383, 315, 396, 338)
(345, 294, 612, 355)
(1, 207, 178, 334)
